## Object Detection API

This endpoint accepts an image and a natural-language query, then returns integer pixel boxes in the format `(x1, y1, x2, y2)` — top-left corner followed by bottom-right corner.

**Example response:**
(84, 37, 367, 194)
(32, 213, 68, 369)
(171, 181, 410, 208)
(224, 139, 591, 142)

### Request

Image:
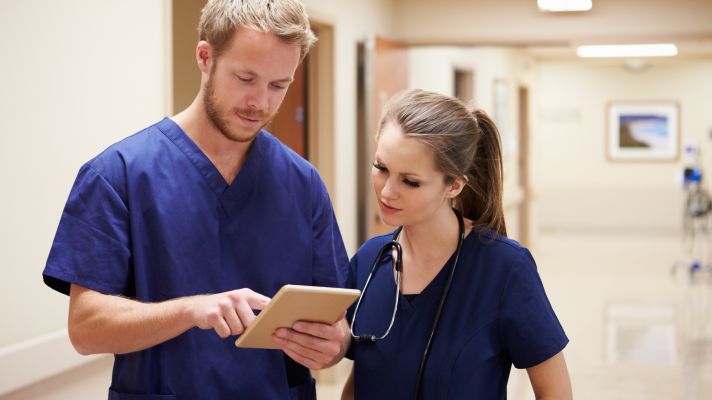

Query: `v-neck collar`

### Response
(398, 250, 456, 313)
(157, 117, 263, 214)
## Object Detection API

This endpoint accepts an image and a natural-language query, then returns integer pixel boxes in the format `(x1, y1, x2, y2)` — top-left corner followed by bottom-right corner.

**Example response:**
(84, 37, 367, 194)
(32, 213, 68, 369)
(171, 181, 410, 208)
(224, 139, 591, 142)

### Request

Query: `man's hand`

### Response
(272, 315, 350, 370)
(187, 288, 271, 338)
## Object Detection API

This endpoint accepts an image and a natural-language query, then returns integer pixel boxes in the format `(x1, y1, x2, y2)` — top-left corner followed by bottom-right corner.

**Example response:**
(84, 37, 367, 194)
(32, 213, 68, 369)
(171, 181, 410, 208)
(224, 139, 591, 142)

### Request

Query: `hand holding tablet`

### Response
(235, 284, 361, 349)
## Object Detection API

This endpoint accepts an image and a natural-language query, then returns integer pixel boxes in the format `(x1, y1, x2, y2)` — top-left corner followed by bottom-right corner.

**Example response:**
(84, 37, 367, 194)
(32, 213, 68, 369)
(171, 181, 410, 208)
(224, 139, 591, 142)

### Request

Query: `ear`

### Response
(196, 40, 212, 75)
(445, 176, 467, 199)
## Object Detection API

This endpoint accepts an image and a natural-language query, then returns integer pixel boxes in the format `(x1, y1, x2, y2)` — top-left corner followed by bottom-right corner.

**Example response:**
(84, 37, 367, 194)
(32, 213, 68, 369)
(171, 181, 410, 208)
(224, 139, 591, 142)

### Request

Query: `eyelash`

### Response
(236, 76, 287, 90)
(372, 162, 421, 188)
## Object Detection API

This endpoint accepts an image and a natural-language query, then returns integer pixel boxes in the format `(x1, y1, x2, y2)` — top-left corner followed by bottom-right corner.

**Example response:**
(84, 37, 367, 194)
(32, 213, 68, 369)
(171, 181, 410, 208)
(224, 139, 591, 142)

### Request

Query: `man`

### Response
(42, 0, 350, 398)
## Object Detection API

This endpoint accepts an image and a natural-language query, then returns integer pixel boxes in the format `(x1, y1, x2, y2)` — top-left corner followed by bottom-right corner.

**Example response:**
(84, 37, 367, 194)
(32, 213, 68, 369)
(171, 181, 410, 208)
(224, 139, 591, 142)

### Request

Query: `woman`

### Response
(343, 89, 571, 399)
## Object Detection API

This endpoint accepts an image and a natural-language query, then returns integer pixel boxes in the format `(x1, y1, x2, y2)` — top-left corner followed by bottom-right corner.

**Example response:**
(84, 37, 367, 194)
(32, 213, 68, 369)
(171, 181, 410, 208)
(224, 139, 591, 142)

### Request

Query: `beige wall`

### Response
(533, 60, 712, 233)
(0, 0, 168, 348)
(0, 0, 167, 396)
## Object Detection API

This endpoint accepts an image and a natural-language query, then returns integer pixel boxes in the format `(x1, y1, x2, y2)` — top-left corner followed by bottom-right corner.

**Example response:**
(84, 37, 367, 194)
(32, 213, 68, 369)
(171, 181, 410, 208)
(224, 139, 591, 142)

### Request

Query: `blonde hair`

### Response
(378, 89, 507, 236)
(198, 0, 317, 61)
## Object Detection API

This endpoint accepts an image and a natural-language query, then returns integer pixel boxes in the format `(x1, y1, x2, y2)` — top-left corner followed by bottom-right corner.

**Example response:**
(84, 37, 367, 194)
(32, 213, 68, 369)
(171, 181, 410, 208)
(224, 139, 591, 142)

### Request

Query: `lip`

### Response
(237, 114, 261, 127)
(379, 200, 401, 214)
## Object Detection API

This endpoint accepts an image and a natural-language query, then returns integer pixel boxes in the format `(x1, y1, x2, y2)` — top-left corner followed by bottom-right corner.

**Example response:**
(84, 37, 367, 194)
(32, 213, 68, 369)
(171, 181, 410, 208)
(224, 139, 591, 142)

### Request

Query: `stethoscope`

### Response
(350, 208, 465, 399)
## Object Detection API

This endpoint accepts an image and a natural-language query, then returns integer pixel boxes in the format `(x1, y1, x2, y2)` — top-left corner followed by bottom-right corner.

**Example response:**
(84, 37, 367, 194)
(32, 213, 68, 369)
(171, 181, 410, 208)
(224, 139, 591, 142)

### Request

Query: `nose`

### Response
(246, 85, 269, 111)
(380, 177, 399, 201)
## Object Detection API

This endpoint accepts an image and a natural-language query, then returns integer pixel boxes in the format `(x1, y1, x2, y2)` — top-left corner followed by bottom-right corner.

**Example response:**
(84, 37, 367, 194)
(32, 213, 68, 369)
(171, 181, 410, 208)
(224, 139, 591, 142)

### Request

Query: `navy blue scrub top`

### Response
(43, 118, 348, 399)
(346, 229, 568, 399)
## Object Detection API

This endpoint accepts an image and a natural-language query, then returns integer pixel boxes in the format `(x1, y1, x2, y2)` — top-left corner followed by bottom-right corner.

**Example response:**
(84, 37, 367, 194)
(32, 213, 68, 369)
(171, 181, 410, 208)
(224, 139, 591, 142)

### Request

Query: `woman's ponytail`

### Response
(457, 109, 507, 236)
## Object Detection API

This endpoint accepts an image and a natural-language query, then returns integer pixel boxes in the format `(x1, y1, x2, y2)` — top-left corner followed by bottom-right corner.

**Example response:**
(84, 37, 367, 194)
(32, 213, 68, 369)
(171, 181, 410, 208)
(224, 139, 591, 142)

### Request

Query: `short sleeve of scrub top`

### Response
(500, 249, 568, 369)
(42, 118, 349, 399)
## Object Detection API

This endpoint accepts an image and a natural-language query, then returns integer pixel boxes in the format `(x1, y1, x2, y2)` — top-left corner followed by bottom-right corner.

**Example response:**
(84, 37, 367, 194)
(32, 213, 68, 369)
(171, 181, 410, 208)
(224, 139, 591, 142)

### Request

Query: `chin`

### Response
(379, 213, 402, 228)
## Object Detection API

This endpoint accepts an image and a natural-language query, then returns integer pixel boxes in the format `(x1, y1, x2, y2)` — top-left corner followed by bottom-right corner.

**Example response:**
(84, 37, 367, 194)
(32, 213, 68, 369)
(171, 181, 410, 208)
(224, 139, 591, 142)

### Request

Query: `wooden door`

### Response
(266, 62, 306, 157)
(357, 35, 409, 242)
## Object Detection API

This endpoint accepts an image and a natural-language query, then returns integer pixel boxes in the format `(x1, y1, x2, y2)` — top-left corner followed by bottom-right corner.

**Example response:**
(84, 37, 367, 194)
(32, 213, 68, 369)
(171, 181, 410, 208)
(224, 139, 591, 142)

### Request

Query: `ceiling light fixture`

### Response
(576, 44, 678, 58)
(538, 0, 592, 12)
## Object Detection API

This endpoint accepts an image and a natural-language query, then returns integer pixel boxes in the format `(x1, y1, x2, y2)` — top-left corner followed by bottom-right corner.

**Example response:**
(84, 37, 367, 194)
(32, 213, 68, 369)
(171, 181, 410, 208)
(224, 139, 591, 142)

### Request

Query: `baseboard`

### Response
(0, 329, 109, 396)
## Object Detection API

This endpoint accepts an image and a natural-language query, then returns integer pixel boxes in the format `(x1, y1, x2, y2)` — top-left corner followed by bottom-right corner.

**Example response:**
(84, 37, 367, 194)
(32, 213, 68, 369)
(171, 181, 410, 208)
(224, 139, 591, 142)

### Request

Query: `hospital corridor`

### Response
(2, 0, 712, 399)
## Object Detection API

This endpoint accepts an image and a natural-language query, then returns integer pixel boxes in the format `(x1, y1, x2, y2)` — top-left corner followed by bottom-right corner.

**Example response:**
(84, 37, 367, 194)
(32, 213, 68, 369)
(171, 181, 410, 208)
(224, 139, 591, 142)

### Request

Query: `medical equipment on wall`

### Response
(350, 209, 465, 400)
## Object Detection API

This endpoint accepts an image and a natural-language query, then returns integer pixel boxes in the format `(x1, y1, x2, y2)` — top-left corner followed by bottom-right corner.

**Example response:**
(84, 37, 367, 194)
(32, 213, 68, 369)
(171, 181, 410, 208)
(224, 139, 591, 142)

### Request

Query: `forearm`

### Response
(341, 365, 354, 400)
(68, 284, 195, 355)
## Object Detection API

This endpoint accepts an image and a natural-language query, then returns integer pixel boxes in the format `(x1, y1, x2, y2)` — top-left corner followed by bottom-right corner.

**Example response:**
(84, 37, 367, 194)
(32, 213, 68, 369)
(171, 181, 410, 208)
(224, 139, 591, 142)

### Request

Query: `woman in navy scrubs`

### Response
(343, 89, 571, 399)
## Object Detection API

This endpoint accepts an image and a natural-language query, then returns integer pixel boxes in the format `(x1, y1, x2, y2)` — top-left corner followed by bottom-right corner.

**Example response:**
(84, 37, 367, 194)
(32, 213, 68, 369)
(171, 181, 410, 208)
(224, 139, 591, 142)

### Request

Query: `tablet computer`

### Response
(234, 284, 361, 349)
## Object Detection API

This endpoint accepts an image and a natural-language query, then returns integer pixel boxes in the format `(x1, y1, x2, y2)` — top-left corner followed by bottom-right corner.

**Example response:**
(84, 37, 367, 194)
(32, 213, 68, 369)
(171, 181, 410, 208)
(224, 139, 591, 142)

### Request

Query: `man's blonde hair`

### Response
(198, 0, 317, 61)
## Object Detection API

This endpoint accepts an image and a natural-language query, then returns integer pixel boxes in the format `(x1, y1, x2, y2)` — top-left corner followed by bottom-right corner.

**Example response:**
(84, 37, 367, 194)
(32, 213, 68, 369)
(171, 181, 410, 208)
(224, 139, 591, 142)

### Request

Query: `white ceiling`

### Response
(392, 0, 712, 60)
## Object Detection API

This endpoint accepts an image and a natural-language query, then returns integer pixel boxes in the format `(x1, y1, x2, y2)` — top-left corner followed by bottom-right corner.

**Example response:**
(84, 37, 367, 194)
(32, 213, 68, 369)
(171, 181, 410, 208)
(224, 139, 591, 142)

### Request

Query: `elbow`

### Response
(68, 315, 102, 355)
(68, 322, 93, 355)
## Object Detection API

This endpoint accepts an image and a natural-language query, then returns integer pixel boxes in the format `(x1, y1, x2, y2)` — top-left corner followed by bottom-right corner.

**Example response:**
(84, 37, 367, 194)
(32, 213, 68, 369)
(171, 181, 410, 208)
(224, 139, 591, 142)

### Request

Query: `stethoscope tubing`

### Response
(350, 209, 465, 400)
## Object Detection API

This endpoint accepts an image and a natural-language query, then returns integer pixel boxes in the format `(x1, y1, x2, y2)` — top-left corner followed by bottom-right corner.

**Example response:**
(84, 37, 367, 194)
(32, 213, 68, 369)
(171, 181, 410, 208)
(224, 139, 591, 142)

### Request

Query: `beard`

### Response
(203, 69, 275, 143)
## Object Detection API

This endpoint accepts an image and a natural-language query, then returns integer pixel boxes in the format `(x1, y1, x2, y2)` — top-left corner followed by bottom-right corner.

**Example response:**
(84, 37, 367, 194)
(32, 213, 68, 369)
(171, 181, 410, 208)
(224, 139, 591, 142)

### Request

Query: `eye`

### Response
(372, 161, 387, 172)
(236, 75, 253, 83)
(270, 83, 288, 90)
(402, 178, 421, 188)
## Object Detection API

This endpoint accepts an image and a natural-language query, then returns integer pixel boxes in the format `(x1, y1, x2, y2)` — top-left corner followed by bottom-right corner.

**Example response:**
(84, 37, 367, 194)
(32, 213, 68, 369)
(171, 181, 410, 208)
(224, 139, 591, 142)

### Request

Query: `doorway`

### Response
(357, 35, 410, 243)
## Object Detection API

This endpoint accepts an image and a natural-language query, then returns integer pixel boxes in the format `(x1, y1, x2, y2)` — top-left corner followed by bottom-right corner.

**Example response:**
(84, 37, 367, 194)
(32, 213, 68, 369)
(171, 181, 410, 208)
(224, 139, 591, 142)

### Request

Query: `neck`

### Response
(400, 206, 460, 265)
(171, 96, 252, 184)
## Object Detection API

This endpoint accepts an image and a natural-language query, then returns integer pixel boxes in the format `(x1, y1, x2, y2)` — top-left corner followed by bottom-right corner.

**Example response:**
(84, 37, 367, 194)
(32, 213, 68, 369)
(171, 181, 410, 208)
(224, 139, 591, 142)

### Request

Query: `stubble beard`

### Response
(203, 70, 275, 143)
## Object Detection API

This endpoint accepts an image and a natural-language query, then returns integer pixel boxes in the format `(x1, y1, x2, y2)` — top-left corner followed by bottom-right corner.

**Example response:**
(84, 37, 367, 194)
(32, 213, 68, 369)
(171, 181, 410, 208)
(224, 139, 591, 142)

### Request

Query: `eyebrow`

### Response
(375, 158, 423, 179)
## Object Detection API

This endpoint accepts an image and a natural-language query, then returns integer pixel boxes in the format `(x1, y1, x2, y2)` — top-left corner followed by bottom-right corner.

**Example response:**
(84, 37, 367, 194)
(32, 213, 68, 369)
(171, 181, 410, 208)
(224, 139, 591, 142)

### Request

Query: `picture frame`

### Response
(607, 101, 680, 162)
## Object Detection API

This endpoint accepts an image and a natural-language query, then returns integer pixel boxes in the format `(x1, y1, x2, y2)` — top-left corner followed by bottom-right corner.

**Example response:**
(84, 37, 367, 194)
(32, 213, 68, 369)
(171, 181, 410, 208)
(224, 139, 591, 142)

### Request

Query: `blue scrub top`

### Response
(43, 118, 348, 399)
(346, 229, 568, 399)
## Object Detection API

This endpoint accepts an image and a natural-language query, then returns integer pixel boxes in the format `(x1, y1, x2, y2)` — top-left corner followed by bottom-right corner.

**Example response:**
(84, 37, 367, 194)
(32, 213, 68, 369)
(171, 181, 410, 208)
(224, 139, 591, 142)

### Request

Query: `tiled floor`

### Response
(318, 229, 712, 399)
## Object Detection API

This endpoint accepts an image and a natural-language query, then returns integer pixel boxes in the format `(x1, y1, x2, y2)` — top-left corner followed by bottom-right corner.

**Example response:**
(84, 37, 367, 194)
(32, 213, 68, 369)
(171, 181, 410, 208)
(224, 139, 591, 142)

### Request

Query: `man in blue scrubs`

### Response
(42, 1, 350, 398)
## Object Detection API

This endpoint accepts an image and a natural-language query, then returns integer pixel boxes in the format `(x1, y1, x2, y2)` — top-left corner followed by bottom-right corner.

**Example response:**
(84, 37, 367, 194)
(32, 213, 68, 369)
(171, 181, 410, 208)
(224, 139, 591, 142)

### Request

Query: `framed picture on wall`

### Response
(607, 101, 680, 162)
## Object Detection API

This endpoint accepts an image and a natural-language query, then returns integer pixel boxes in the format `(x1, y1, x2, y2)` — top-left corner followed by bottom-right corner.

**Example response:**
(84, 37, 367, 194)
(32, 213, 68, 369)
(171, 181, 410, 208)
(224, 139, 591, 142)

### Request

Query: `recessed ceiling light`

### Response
(576, 44, 678, 58)
(538, 0, 592, 12)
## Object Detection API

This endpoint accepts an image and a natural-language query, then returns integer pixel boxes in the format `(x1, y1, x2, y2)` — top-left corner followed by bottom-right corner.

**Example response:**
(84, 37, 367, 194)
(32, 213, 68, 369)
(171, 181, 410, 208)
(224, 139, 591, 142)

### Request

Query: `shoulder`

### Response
(78, 119, 169, 198)
(351, 232, 394, 264)
(257, 130, 317, 177)
(87, 119, 169, 170)
(359, 232, 394, 251)
(466, 227, 536, 273)
(256, 129, 327, 189)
